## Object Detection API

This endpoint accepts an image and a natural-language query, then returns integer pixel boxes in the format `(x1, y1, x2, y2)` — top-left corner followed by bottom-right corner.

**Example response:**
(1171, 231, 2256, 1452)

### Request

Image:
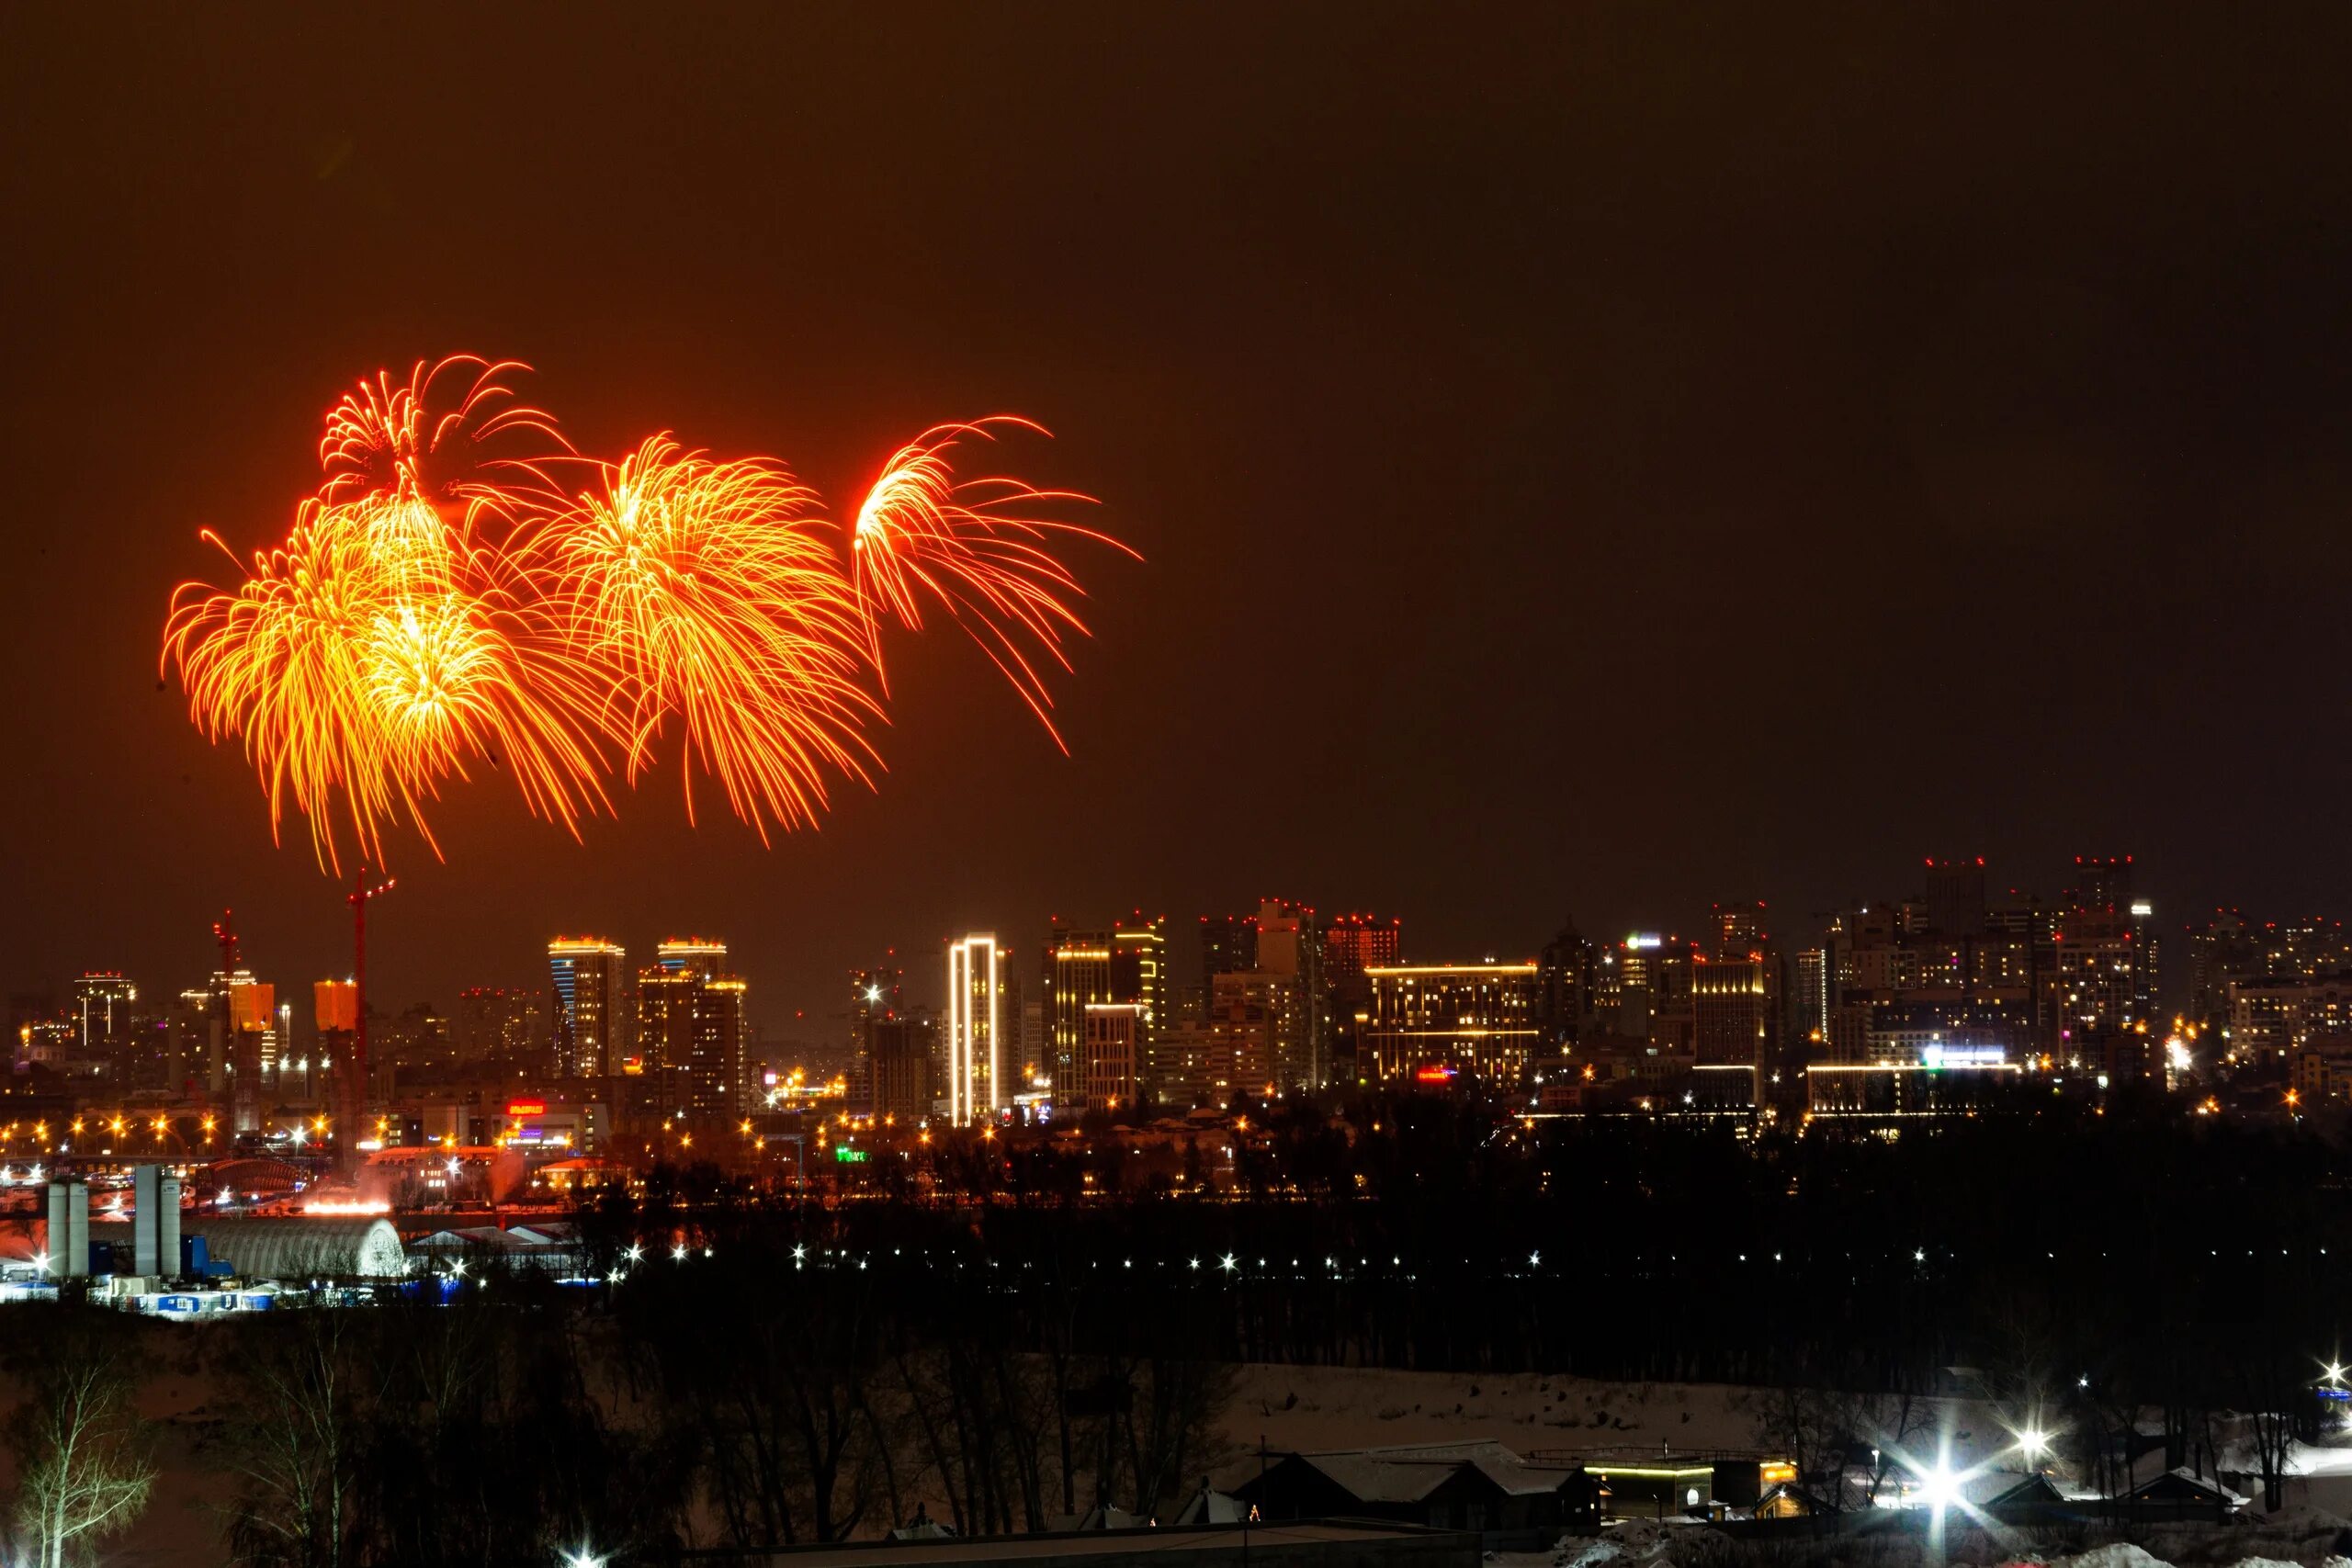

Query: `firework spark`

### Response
(164, 362, 1128, 868)
(851, 418, 1135, 749)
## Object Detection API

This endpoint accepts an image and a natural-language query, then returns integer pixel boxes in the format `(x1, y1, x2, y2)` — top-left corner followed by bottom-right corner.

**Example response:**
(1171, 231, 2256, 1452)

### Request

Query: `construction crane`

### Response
(211, 909, 241, 975)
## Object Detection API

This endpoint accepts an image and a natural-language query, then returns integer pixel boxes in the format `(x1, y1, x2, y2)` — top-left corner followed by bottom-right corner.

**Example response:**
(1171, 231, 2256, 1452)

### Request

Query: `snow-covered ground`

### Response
(1217, 1363, 2017, 1474)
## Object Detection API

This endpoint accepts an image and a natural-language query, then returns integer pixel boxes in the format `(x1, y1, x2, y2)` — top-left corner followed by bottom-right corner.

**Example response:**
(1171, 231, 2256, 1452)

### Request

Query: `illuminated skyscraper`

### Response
(847, 957, 904, 1107)
(1325, 914, 1403, 1075)
(1110, 913, 1168, 1059)
(638, 938, 746, 1116)
(72, 973, 135, 1055)
(655, 939, 729, 980)
(548, 938, 626, 1077)
(1322, 915, 1402, 985)
(1691, 953, 1769, 1108)
(1046, 922, 1114, 1098)
(1082, 1003, 1142, 1110)
(1361, 962, 1541, 1088)
(870, 1016, 937, 1122)
(1254, 899, 1327, 1089)
(946, 934, 1001, 1122)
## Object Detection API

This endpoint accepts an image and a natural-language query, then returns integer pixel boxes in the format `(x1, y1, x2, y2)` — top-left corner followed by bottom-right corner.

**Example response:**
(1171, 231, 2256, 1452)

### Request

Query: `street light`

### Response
(563, 1549, 605, 1568)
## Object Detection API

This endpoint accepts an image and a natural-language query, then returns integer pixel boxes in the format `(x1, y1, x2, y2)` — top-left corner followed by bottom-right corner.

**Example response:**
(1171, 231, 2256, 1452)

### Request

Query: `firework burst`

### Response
(164, 360, 1130, 868)
(521, 436, 878, 840)
(163, 493, 608, 870)
(851, 418, 1136, 750)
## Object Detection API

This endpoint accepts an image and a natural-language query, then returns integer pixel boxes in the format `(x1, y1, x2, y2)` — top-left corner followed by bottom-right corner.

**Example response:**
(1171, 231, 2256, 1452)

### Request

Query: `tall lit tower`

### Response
(947, 934, 1001, 1123)
(548, 939, 626, 1077)
(1046, 922, 1114, 1095)
(1110, 913, 1168, 1056)
(72, 973, 135, 1055)
(639, 939, 746, 1116)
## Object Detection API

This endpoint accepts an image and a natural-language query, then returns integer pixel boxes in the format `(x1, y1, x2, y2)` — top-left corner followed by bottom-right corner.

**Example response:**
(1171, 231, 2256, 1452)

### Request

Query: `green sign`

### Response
(834, 1145, 869, 1164)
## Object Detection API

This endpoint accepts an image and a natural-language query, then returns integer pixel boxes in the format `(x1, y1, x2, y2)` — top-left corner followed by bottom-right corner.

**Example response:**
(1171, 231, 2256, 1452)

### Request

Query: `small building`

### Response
(1752, 1482, 1835, 1519)
(1171, 1484, 1248, 1526)
(2109, 1467, 2245, 1523)
(1981, 1472, 2074, 1524)
(1236, 1441, 1599, 1542)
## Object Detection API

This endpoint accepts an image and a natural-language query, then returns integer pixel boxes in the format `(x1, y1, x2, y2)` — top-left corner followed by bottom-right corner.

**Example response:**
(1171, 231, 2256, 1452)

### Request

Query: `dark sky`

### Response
(6, 6, 2351, 1036)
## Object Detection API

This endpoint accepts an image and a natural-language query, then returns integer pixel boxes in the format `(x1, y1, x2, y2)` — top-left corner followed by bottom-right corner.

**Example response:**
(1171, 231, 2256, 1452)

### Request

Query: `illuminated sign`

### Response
(505, 1100, 546, 1117)
(1920, 1043, 2006, 1069)
(1414, 1065, 1455, 1083)
(834, 1145, 870, 1164)
(1625, 933, 1662, 950)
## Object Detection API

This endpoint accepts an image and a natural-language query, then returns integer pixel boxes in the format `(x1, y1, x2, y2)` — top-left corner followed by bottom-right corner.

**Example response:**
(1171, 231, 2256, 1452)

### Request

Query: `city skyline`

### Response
(18, 850, 2337, 1055)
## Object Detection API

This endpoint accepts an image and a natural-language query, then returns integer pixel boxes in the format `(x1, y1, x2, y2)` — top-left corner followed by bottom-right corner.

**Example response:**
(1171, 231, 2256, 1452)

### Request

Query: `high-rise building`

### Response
(1148, 1021, 1219, 1109)
(1710, 902, 1771, 959)
(1538, 920, 1600, 1047)
(1322, 914, 1403, 985)
(848, 958, 904, 1106)
(870, 1016, 938, 1123)
(1205, 973, 1279, 1100)
(1691, 953, 1769, 1108)
(1324, 914, 1402, 1074)
(636, 945, 747, 1118)
(1924, 858, 1989, 937)
(2069, 855, 2134, 914)
(1046, 923, 1114, 1099)
(1199, 913, 1260, 1003)
(72, 973, 135, 1056)
(451, 987, 548, 1074)
(1254, 898, 1328, 1089)
(655, 939, 729, 980)
(1110, 914, 1169, 1053)
(1082, 1002, 1142, 1110)
(548, 939, 627, 1078)
(1792, 947, 1832, 1047)
(1361, 962, 1541, 1089)
(946, 934, 1002, 1122)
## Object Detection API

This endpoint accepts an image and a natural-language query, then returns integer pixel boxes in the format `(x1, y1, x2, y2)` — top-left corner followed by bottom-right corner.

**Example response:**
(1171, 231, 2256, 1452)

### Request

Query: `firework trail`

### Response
(163, 359, 1129, 867)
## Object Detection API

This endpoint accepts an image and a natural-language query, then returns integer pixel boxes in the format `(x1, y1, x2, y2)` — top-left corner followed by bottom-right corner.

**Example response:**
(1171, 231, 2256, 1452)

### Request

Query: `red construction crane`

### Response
(212, 909, 241, 974)
(347, 867, 395, 1104)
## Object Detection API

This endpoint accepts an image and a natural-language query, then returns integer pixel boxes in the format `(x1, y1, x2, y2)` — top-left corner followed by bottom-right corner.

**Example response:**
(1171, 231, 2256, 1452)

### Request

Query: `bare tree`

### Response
(211, 1310, 384, 1568)
(6, 1314, 157, 1568)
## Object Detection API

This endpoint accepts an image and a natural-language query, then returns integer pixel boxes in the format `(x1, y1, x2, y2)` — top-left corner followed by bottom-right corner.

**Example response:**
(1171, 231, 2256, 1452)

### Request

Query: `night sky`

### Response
(6, 6, 2351, 1035)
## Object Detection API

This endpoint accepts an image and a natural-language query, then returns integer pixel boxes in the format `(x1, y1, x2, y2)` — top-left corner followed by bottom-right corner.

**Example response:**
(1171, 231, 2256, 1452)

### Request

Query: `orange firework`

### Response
(163, 492, 609, 870)
(164, 359, 1133, 869)
(851, 418, 1135, 749)
(519, 435, 879, 840)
